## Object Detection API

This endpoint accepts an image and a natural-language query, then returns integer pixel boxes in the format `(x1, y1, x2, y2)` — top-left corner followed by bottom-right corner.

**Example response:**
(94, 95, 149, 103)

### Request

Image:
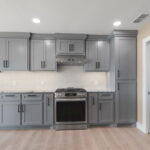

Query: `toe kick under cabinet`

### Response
(0, 93, 54, 128)
(88, 92, 114, 125)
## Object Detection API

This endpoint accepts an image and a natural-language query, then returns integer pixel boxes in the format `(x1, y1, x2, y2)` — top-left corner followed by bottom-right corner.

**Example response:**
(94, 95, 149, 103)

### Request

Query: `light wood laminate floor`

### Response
(0, 127, 150, 150)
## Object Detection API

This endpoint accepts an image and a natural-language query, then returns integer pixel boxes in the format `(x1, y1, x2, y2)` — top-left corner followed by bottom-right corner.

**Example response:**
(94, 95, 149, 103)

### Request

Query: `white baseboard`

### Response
(136, 122, 148, 134)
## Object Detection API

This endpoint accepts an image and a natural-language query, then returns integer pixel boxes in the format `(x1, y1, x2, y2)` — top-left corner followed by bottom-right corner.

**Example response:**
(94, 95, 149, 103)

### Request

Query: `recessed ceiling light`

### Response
(113, 21, 121, 27)
(32, 18, 40, 24)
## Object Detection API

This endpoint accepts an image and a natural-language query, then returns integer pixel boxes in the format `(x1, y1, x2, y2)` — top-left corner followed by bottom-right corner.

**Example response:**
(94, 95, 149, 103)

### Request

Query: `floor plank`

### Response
(0, 127, 150, 150)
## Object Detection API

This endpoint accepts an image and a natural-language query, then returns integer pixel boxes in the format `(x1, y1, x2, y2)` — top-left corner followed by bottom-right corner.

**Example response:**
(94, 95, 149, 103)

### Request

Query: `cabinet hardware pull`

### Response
(43, 61, 46, 68)
(118, 83, 120, 91)
(92, 96, 95, 105)
(118, 70, 120, 78)
(6, 60, 9, 68)
(48, 97, 50, 106)
(41, 61, 45, 68)
(28, 95, 38, 97)
(96, 62, 98, 69)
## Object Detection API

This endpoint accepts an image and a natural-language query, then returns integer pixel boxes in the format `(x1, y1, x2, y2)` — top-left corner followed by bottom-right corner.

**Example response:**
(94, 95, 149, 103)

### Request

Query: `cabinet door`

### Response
(85, 41, 97, 71)
(116, 37, 137, 80)
(98, 101, 114, 124)
(31, 40, 44, 71)
(68, 40, 85, 55)
(56, 40, 69, 55)
(88, 93, 98, 124)
(0, 38, 8, 71)
(116, 81, 136, 123)
(97, 41, 110, 71)
(44, 94, 53, 125)
(22, 100, 43, 126)
(44, 40, 56, 71)
(0, 101, 20, 126)
(6, 39, 28, 70)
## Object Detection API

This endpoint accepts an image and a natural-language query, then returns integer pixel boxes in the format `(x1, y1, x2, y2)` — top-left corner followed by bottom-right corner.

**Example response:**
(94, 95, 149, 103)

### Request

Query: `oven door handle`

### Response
(55, 98, 86, 102)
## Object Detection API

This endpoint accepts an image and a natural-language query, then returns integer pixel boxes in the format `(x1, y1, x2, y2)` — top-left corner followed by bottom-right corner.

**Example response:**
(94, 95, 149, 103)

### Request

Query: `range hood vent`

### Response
(133, 14, 149, 23)
(56, 56, 87, 65)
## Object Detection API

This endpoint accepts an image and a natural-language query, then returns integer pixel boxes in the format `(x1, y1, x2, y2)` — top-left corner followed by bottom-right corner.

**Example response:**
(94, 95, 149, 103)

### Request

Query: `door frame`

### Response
(142, 36, 150, 133)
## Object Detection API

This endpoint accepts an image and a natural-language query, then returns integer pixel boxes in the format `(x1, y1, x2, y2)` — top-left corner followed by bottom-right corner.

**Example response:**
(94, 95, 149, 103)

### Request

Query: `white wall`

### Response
(0, 66, 110, 92)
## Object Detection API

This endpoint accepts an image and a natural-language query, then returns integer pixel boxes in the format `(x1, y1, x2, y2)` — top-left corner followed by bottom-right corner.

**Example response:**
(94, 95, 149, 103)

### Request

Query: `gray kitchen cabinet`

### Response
(0, 94, 21, 127)
(116, 37, 137, 80)
(85, 40, 110, 72)
(22, 94, 43, 126)
(116, 81, 137, 124)
(110, 30, 138, 125)
(44, 94, 53, 126)
(0, 39, 29, 71)
(56, 40, 85, 56)
(88, 93, 98, 124)
(88, 92, 114, 125)
(31, 39, 56, 71)
(98, 101, 114, 124)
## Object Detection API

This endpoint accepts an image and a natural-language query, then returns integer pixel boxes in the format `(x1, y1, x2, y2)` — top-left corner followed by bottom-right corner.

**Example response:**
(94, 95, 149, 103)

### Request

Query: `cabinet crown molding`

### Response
(0, 32, 30, 39)
(87, 35, 109, 41)
(53, 33, 87, 40)
(109, 30, 138, 38)
(31, 33, 55, 40)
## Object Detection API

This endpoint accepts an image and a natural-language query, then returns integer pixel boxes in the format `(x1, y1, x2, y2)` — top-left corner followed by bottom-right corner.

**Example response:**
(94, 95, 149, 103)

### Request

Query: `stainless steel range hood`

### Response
(56, 56, 87, 65)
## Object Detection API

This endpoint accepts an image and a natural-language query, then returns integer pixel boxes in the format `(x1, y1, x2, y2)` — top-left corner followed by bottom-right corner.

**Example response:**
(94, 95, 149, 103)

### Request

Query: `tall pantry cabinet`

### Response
(110, 30, 137, 125)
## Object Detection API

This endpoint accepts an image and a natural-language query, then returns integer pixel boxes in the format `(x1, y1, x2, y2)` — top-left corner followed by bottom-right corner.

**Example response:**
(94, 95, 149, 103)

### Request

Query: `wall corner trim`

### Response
(136, 122, 148, 134)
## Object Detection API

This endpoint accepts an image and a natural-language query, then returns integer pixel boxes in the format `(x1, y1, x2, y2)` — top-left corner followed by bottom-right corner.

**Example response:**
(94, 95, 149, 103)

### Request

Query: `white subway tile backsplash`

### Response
(0, 66, 108, 92)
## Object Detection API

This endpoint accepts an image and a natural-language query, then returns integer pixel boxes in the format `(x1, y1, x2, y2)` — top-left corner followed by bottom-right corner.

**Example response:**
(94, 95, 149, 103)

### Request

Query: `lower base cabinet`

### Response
(88, 92, 114, 125)
(0, 93, 54, 128)
(98, 101, 114, 124)
(44, 94, 54, 126)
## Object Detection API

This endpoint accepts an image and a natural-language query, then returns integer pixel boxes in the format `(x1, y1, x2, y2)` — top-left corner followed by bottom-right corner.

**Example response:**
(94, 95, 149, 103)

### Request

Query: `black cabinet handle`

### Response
(118, 83, 120, 91)
(98, 62, 100, 68)
(92, 96, 95, 105)
(47, 97, 50, 106)
(27, 94, 38, 97)
(69, 44, 74, 51)
(41, 61, 45, 68)
(96, 62, 98, 69)
(6, 60, 9, 68)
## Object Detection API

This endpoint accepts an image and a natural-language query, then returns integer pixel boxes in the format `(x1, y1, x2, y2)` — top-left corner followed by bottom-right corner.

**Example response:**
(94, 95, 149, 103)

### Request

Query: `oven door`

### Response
(55, 98, 87, 125)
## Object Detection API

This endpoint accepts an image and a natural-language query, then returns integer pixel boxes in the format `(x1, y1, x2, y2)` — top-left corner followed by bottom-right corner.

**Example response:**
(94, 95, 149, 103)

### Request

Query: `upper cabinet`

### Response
(54, 33, 87, 56)
(84, 35, 110, 72)
(115, 37, 137, 80)
(30, 34, 57, 71)
(56, 40, 85, 56)
(0, 33, 30, 71)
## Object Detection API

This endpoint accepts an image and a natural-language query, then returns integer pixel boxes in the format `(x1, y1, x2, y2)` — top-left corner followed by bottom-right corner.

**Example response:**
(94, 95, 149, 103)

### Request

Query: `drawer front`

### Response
(22, 94, 42, 101)
(0, 93, 21, 101)
(98, 93, 114, 100)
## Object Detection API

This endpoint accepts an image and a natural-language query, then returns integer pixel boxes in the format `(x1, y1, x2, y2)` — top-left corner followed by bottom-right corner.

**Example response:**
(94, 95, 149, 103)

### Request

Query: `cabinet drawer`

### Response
(22, 94, 42, 100)
(0, 93, 21, 101)
(98, 93, 114, 100)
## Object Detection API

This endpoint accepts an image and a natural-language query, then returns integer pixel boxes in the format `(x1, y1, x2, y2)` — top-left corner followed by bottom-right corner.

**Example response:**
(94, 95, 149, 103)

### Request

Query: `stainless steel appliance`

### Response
(55, 87, 87, 130)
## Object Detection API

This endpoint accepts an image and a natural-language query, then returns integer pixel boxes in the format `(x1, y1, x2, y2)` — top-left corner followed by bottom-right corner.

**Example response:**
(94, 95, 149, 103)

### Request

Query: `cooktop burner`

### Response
(55, 87, 86, 93)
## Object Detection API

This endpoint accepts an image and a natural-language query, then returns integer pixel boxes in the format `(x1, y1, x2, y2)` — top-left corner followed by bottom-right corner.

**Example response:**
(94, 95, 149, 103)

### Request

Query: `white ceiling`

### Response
(0, 0, 150, 34)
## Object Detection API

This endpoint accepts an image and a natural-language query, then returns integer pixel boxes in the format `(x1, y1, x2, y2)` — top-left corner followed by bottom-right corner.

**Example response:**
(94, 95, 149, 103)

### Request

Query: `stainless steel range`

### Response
(55, 87, 87, 130)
